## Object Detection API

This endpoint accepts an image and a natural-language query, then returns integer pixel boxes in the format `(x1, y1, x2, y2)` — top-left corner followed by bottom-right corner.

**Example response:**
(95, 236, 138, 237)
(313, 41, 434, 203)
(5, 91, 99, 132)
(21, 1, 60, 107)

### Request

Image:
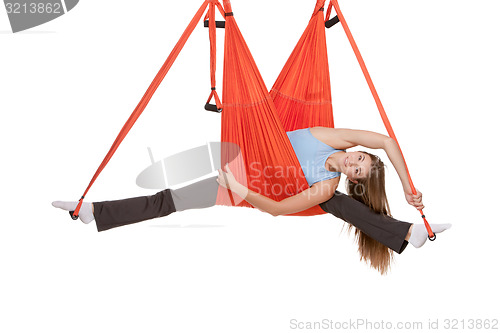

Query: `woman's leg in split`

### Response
(320, 191, 451, 252)
(93, 176, 219, 231)
(92, 189, 176, 232)
(51, 176, 220, 232)
(320, 191, 412, 254)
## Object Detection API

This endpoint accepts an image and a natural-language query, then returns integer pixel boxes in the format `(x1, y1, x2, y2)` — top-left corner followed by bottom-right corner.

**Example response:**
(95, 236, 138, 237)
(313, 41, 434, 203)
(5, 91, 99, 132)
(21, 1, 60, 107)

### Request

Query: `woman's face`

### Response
(342, 151, 372, 183)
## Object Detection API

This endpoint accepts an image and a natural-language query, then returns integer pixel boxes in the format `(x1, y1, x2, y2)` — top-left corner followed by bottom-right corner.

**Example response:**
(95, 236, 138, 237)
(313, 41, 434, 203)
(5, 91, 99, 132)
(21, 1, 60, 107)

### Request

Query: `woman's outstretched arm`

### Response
(217, 165, 339, 216)
(325, 128, 424, 210)
(382, 137, 424, 210)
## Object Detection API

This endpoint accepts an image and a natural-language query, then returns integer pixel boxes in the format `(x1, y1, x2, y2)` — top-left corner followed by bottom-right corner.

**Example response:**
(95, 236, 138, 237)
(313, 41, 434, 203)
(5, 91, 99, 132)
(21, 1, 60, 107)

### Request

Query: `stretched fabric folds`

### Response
(271, 0, 334, 132)
(215, 0, 325, 216)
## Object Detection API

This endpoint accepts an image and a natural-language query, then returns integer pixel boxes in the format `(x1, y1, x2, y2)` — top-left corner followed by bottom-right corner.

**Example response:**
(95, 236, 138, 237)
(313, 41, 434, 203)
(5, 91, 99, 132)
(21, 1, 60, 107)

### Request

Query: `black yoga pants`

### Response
(93, 176, 412, 254)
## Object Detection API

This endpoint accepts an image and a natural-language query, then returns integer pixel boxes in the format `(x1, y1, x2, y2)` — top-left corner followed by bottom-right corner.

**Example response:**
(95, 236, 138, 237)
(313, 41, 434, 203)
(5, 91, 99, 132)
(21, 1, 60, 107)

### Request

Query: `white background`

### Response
(1, 0, 499, 332)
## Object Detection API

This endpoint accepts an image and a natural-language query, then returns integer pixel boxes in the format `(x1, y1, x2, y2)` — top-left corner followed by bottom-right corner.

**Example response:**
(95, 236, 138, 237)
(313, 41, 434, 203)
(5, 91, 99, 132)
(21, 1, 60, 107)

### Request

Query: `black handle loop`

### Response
(205, 103, 222, 113)
(325, 15, 339, 28)
(69, 211, 79, 220)
(428, 234, 437, 241)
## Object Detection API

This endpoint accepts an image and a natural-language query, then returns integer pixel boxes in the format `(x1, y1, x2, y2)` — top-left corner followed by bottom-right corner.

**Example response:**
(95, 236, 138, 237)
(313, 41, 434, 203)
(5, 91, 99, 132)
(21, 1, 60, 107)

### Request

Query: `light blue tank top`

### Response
(286, 128, 343, 186)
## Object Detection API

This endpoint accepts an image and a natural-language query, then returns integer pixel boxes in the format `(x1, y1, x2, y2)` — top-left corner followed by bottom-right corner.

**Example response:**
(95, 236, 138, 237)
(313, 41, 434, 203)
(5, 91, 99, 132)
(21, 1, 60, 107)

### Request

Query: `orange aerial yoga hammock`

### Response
(213, 0, 323, 216)
(71, 0, 435, 239)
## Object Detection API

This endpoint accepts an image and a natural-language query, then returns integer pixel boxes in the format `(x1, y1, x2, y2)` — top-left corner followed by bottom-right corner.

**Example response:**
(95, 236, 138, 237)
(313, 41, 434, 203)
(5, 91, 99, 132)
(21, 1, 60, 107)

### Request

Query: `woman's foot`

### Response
(409, 223, 452, 248)
(52, 201, 94, 224)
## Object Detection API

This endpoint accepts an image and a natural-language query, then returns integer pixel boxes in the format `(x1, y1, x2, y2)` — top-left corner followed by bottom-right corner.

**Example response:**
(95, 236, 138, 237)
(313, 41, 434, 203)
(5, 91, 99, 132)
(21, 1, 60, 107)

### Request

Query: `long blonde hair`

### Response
(345, 152, 393, 274)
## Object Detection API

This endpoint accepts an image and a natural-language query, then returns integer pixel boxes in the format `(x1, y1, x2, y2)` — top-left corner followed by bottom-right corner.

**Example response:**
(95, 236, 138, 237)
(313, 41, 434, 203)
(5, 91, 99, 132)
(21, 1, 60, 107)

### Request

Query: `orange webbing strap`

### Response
(330, 0, 435, 239)
(325, 1, 333, 21)
(205, 1, 222, 111)
(71, 1, 212, 219)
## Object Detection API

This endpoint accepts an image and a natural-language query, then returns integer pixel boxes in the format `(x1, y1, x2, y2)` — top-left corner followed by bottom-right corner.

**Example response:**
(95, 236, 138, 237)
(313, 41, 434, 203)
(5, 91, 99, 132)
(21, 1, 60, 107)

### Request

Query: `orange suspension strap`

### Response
(70, 1, 216, 219)
(324, 1, 339, 28)
(203, 0, 225, 112)
(330, 0, 435, 240)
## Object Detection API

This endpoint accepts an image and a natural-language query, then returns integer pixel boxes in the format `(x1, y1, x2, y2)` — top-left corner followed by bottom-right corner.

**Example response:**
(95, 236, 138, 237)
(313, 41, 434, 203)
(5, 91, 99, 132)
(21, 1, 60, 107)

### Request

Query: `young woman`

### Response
(53, 127, 451, 274)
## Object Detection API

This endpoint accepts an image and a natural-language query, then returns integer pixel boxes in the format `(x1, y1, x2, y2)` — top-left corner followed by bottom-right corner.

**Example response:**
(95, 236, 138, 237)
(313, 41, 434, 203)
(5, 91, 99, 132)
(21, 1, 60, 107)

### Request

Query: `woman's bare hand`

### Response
(216, 164, 238, 190)
(405, 189, 424, 210)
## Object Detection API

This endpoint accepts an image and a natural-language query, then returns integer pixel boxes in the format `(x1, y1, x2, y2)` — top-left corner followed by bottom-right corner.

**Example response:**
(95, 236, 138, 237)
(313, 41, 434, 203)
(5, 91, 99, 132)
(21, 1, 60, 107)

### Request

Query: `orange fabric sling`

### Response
(214, 0, 319, 216)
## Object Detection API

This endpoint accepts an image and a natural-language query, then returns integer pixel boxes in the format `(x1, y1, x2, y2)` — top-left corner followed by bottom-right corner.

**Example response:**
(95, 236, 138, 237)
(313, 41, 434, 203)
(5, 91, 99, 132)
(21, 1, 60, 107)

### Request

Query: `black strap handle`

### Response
(204, 20, 225, 29)
(205, 103, 222, 113)
(325, 15, 339, 28)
